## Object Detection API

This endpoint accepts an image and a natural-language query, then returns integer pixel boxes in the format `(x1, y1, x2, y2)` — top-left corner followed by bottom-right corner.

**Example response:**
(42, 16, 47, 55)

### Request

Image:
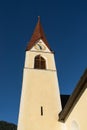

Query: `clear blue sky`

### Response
(0, 0, 87, 125)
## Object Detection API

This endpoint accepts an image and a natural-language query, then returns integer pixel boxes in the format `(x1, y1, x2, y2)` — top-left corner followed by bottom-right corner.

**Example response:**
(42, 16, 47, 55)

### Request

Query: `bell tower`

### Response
(17, 17, 62, 130)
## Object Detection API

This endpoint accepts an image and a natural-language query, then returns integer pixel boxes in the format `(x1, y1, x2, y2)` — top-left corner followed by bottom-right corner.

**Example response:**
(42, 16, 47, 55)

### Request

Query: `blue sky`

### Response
(0, 0, 87, 125)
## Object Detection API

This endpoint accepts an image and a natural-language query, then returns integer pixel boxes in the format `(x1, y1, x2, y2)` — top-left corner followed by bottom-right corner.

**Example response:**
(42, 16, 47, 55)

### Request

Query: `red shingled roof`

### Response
(26, 17, 51, 51)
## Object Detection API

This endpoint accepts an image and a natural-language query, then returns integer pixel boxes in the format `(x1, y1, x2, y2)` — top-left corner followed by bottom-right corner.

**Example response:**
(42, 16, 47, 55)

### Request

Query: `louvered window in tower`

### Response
(34, 55, 46, 69)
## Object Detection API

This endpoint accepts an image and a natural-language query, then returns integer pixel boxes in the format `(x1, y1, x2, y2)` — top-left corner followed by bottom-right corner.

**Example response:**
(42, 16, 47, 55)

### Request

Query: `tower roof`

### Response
(26, 17, 51, 51)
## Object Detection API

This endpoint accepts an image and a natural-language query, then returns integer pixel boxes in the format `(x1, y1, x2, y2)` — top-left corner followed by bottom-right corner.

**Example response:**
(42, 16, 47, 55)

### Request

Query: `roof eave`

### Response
(59, 69, 87, 122)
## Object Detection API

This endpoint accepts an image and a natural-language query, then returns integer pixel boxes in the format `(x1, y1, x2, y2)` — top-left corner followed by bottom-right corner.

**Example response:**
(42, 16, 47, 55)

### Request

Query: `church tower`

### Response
(17, 17, 62, 130)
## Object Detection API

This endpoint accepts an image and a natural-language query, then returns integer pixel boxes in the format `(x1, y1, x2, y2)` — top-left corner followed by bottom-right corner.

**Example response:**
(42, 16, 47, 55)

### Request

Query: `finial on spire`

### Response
(38, 16, 40, 21)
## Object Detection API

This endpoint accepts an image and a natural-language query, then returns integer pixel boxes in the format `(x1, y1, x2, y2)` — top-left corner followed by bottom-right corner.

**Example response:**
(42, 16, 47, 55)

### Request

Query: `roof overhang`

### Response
(59, 69, 87, 122)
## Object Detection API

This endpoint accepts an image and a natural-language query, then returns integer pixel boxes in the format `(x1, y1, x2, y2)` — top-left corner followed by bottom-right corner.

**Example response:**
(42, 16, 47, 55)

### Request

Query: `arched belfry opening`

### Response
(34, 55, 46, 69)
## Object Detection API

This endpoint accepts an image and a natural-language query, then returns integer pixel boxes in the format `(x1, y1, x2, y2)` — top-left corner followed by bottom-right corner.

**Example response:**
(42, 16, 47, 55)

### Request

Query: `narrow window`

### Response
(41, 106, 43, 116)
(34, 55, 46, 69)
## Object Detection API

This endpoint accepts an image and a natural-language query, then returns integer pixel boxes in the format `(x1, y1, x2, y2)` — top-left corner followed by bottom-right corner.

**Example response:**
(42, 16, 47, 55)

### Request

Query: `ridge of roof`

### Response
(26, 17, 51, 51)
(59, 69, 87, 122)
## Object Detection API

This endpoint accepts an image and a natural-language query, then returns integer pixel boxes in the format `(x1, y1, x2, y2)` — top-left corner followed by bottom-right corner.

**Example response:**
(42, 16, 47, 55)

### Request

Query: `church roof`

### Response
(59, 69, 87, 122)
(26, 17, 51, 51)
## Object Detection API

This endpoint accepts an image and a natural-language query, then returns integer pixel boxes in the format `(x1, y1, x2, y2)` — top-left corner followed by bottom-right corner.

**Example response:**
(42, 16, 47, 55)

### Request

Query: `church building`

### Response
(17, 17, 87, 130)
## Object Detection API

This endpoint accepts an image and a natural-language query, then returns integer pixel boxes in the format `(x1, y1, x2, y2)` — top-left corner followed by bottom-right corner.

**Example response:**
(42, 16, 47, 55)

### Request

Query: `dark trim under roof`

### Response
(60, 95, 70, 109)
(59, 69, 87, 122)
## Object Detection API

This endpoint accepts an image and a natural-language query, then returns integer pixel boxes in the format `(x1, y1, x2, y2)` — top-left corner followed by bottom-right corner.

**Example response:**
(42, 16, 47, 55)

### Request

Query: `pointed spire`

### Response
(26, 17, 51, 51)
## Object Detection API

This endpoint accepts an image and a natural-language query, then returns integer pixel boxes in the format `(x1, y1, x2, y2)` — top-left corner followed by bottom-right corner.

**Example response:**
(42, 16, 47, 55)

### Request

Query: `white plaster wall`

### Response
(18, 69, 62, 130)
(17, 46, 62, 130)
(65, 84, 87, 130)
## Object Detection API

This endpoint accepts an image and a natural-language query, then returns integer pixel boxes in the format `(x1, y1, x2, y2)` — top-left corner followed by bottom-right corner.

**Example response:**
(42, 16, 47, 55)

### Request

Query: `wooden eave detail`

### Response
(59, 69, 87, 122)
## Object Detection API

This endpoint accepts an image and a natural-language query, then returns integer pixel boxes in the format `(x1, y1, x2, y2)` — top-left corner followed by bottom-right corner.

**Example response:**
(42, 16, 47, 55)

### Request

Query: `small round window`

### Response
(71, 120, 79, 130)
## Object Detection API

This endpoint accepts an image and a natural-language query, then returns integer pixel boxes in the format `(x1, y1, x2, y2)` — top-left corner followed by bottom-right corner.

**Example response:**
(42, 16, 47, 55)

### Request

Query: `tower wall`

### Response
(17, 51, 62, 130)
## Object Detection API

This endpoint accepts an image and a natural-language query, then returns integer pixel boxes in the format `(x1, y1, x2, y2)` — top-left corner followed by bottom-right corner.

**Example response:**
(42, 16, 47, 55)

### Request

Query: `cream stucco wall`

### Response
(17, 41, 62, 130)
(18, 69, 62, 130)
(64, 83, 87, 130)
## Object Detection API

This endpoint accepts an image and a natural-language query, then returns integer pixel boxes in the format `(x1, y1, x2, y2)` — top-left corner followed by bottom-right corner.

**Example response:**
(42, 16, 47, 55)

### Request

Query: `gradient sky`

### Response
(0, 0, 87, 125)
